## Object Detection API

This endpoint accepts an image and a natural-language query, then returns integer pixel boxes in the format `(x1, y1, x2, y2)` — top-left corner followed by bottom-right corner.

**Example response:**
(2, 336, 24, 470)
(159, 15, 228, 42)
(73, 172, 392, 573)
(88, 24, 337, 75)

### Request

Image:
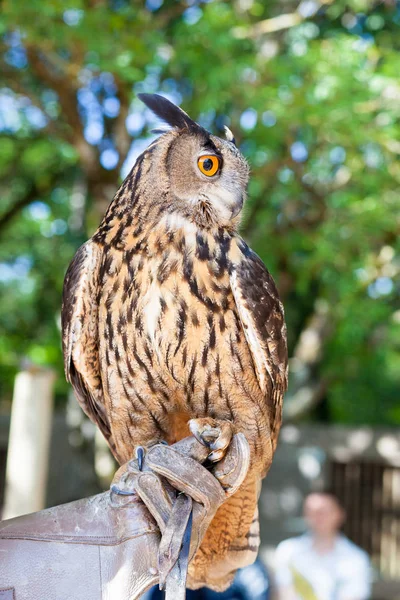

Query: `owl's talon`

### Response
(208, 449, 226, 462)
(110, 483, 136, 497)
(188, 418, 234, 462)
(136, 446, 145, 471)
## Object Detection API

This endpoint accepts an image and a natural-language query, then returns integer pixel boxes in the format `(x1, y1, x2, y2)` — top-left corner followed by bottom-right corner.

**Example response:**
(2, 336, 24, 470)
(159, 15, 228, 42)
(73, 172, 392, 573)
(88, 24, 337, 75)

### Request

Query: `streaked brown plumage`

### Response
(62, 94, 288, 590)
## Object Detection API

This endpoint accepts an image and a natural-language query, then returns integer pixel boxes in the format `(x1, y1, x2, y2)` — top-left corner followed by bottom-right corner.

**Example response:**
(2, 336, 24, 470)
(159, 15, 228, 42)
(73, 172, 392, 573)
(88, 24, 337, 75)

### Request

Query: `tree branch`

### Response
(284, 379, 328, 422)
(113, 75, 132, 170)
(283, 300, 332, 421)
(0, 180, 54, 232)
(25, 45, 99, 177)
(0, 71, 68, 139)
(233, 0, 335, 39)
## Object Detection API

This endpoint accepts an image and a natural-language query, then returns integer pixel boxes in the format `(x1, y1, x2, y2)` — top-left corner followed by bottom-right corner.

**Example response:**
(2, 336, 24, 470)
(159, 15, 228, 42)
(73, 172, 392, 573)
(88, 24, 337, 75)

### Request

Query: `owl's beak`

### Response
(230, 196, 244, 219)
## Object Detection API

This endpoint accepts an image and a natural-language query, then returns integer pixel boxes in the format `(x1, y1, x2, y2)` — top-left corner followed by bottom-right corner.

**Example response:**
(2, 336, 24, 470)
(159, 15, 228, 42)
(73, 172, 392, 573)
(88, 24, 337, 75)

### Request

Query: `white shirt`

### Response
(274, 534, 371, 600)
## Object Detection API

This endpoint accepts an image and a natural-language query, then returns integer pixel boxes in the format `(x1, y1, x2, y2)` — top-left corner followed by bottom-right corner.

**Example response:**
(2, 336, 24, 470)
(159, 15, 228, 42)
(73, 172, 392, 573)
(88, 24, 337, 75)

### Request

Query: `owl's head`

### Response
(136, 94, 249, 231)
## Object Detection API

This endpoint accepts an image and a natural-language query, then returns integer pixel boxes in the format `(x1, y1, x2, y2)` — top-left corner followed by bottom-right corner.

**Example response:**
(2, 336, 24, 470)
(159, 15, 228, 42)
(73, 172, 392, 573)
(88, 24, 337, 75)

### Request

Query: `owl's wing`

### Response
(230, 244, 288, 443)
(62, 241, 115, 453)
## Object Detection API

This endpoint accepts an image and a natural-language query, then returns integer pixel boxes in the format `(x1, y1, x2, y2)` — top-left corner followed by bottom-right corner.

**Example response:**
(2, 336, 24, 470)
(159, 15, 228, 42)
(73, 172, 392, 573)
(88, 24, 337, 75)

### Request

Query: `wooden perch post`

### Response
(3, 366, 56, 519)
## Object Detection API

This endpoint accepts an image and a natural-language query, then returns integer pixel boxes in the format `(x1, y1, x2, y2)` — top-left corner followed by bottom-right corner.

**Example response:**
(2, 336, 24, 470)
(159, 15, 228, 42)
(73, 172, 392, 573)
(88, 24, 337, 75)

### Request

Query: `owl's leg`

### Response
(187, 474, 260, 592)
(112, 404, 172, 465)
(189, 418, 234, 462)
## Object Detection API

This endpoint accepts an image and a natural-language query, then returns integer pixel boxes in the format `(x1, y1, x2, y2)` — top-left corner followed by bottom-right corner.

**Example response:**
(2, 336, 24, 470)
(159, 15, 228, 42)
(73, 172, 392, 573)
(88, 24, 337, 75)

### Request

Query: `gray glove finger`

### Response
(146, 445, 226, 511)
(135, 472, 175, 533)
(158, 493, 193, 588)
(170, 436, 210, 463)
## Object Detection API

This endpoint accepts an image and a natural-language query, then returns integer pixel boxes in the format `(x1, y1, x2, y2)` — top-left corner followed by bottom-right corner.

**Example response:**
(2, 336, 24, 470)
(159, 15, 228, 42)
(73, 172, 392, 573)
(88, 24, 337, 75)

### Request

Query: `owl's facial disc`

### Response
(194, 136, 248, 226)
(167, 133, 249, 229)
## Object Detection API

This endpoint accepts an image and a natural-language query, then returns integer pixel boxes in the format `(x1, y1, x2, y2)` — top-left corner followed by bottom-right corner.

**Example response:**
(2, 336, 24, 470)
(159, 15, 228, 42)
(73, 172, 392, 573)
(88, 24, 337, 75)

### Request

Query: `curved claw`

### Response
(189, 418, 233, 462)
(109, 484, 136, 497)
(136, 446, 145, 471)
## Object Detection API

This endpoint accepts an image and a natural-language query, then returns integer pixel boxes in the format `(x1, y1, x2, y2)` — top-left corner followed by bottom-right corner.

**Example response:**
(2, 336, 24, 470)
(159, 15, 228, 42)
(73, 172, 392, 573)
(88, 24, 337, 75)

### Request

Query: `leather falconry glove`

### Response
(0, 433, 249, 600)
(110, 432, 250, 597)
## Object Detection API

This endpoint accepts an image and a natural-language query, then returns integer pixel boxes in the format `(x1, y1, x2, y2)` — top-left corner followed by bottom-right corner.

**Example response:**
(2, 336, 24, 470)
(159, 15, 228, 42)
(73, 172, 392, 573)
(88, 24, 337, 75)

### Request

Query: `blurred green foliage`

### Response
(0, 0, 399, 422)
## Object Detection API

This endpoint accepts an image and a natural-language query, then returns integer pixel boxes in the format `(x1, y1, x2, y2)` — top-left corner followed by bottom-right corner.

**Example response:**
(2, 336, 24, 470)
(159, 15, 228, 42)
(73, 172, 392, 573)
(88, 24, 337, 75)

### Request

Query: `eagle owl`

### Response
(62, 94, 288, 590)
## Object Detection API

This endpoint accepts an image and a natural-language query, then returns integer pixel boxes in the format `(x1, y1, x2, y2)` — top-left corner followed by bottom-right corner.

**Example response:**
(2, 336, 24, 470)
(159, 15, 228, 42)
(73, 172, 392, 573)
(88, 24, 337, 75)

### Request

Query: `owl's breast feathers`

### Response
(62, 217, 288, 465)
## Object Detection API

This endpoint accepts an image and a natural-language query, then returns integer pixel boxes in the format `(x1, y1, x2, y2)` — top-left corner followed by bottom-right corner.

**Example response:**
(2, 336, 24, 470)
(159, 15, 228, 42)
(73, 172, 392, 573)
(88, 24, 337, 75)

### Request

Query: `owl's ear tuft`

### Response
(224, 126, 236, 145)
(138, 93, 203, 134)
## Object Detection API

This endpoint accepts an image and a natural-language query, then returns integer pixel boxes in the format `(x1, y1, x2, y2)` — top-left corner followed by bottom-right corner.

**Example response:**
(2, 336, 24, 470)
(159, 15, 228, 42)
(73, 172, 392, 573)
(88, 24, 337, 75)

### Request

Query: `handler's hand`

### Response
(110, 433, 250, 591)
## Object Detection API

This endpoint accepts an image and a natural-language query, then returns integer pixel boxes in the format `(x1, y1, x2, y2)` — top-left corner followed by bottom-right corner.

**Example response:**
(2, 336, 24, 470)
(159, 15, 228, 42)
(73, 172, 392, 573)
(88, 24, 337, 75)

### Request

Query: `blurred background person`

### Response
(274, 492, 371, 600)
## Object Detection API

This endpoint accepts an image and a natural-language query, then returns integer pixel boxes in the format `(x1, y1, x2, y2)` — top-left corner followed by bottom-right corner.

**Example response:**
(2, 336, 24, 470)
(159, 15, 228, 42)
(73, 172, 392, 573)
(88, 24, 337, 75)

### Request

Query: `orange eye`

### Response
(197, 155, 220, 177)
